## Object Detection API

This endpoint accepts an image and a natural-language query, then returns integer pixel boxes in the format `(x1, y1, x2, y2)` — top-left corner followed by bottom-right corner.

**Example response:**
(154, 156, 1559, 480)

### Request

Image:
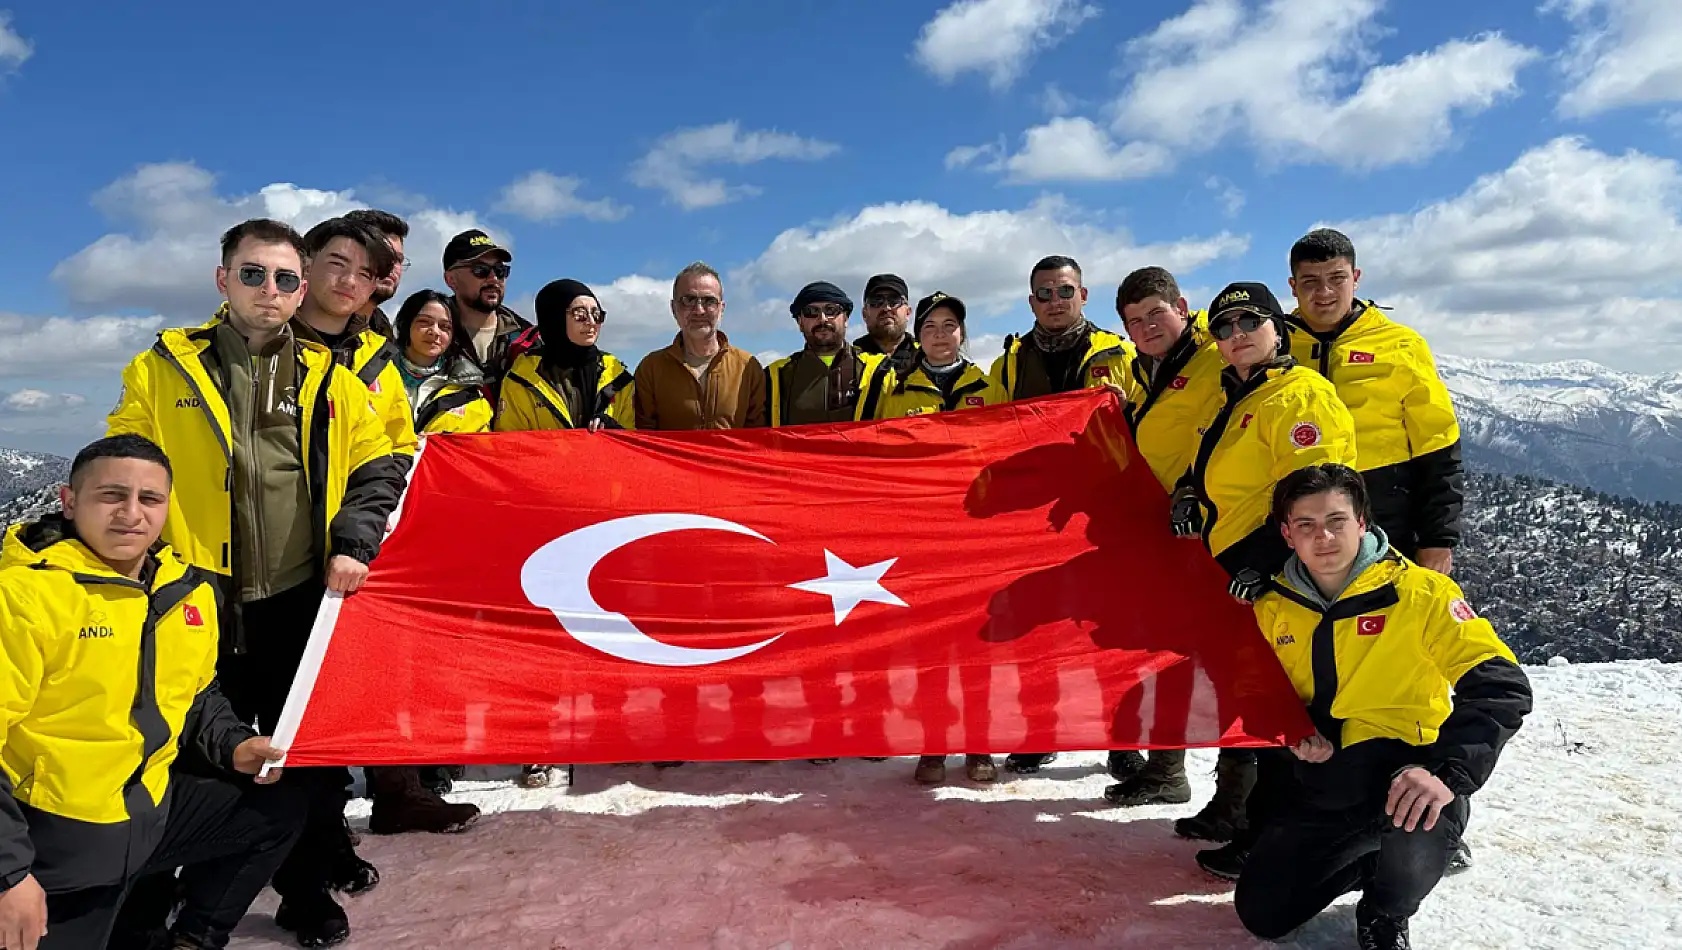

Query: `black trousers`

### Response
(40, 772, 304, 950)
(218, 580, 354, 901)
(1234, 787, 1469, 938)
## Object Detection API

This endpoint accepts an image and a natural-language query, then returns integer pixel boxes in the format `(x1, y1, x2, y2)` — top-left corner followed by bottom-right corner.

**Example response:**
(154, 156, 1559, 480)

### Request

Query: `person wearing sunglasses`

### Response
(632, 261, 768, 431)
(765, 281, 896, 428)
(989, 254, 1135, 777)
(496, 278, 636, 437)
(1100, 266, 1227, 814)
(342, 209, 409, 338)
(292, 217, 418, 470)
(853, 273, 920, 377)
(106, 218, 407, 948)
(1169, 281, 1357, 883)
(442, 229, 539, 392)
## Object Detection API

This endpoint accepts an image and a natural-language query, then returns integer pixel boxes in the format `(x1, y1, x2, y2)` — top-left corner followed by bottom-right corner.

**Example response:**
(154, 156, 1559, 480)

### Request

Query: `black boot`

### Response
(1107, 750, 1146, 782)
(1194, 840, 1249, 881)
(274, 890, 350, 948)
(368, 766, 480, 835)
(1105, 749, 1192, 806)
(417, 765, 455, 796)
(326, 817, 380, 895)
(1174, 751, 1256, 842)
(1004, 752, 1057, 774)
(1356, 899, 1412, 950)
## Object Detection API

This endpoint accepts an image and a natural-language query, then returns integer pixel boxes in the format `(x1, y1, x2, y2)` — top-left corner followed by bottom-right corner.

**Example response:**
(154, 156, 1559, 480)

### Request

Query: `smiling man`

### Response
(1236, 464, 1530, 950)
(853, 273, 919, 376)
(633, 262, 767, 430)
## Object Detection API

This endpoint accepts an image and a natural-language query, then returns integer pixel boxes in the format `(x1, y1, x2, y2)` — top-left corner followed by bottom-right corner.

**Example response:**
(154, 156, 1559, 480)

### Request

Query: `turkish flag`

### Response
(272, 390, 1311, 766)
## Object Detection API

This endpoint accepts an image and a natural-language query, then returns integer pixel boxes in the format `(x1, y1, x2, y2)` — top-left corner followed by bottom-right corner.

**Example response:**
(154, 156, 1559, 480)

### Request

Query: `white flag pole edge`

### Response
(261, 435, 433, 776)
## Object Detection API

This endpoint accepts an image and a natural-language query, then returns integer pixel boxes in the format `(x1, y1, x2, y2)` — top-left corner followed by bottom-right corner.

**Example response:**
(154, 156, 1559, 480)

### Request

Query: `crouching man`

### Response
(0, 435, 300, 950)
(1236, 464, 1531, 950)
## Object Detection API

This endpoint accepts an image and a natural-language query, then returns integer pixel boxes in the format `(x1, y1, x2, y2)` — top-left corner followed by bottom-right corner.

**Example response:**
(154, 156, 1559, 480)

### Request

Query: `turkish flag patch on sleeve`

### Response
(964, 396, 986, 407)
(1348, 351, 1375, 364)
(1170, 376, 1189, 390)
(183, 604, 204, 627)
(1290, 422, 1322, 447)
(1090, 366, 1111, 379)
(1449, 598, 1478, 622)
(1356, 615, 1385, 636)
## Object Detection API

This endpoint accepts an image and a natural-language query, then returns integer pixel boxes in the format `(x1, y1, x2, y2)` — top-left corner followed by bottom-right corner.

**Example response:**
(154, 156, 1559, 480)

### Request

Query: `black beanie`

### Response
(790, 281, 853, 316)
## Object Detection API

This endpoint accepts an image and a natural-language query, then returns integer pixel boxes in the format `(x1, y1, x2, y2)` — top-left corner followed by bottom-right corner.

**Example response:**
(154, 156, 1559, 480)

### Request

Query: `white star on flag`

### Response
(789, 550, 908, 625)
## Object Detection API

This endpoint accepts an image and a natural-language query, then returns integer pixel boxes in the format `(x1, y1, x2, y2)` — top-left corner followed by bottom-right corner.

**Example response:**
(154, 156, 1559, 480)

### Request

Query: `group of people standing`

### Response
(0, 208, 1532, 950)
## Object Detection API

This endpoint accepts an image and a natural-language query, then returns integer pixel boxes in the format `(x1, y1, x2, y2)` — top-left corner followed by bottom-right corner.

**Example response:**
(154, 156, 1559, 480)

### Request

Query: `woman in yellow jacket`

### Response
(393, 289, 494, 436)
(876, 292, 1005, 420)
(496, 279, 636, 434)
(874, 292, 1004, 786)
(1169, 281, 1357, 846)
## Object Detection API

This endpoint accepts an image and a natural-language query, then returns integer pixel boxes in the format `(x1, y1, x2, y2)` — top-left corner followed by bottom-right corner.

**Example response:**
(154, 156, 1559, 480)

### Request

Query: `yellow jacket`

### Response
(0, 519, 251, 892)
(417, 381, 495, 435)
(988, 328, 1134, 400)
(1122, 321, 1226, 492)
(1284, 302, 1463, 551)
(336, 331, 420, 461)
(765, 349, 894, 427)
(495, 352, 636, 431)
(876, 362, 1006, 418)
(106, 324, 405, 579)
(1256, 548, 1531, 795)
(1189, 361, 1357, 574)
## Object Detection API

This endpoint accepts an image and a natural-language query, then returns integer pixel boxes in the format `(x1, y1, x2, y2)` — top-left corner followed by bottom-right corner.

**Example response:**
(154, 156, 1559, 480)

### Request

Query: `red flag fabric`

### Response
(274, 390, 1312, 767)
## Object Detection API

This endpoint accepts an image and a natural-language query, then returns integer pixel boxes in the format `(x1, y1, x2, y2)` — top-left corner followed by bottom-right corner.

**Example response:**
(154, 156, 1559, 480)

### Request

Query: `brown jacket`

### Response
(633, 333, 768, 430)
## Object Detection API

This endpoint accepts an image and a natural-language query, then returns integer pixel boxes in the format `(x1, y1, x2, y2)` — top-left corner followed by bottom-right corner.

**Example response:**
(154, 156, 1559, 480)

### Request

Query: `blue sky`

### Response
(1, 0, 1680, 456)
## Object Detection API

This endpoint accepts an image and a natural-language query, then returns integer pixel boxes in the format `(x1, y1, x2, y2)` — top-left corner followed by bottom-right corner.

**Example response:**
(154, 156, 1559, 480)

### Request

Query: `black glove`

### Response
(1228, 568, 1267, 603)
(1170, 486, 1203, 538)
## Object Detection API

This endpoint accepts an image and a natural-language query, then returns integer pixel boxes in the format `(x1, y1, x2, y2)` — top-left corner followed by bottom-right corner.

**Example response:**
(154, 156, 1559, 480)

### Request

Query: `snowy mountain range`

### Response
(0, 449, 68, 506)
(1439, 355, 1682, 503)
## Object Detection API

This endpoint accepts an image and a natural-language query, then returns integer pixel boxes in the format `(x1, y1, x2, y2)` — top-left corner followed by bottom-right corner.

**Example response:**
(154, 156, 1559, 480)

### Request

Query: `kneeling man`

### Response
(1237, 464, 1531, 950)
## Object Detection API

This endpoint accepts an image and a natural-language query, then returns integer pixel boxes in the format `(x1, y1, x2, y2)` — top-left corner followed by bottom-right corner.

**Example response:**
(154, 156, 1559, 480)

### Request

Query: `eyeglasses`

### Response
(568, 307, 607, 325)
(1033, 284, 1079, 302)
(865, 295, 906, 310)
(678, 294, 722, 312)
(799, 304, 847, 320)
(454, 261, 510, 281)
(237, 264, 302, 294)
(1209, 312, 1269, 341)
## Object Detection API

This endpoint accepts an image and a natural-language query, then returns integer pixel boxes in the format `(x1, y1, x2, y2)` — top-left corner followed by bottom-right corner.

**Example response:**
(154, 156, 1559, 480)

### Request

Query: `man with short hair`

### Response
(108, 218, 407, 948)
(442, 229, 537, 390)
(342, 208, 408, 337)
(1103, 266, 1227, 812)
(633, 262, 768, 430)
(1235, 464, 1530, 950)
(0, 435, 300, 950)
(766, 281, 895, 427)
(854, 273, 918, 376)
(1285, 228, 1463, 576)
(989, 255, 1135, 776)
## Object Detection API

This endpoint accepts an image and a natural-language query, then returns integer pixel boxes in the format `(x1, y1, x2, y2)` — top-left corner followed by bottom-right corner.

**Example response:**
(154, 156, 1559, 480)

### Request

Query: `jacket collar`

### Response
(1, 517, 187, 589)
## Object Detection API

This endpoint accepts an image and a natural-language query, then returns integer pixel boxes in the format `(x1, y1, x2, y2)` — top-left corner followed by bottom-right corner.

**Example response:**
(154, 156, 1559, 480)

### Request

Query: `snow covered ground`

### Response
(228, 662, 1682, 950)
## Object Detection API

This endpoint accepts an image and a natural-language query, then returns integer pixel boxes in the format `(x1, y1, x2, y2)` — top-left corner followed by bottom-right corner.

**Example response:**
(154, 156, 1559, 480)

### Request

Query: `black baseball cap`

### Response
(914, 291, 966, 333)
(1208, 281, 1285, 323)
(443, 229, 512, 269)
(863, 274, 908, 303)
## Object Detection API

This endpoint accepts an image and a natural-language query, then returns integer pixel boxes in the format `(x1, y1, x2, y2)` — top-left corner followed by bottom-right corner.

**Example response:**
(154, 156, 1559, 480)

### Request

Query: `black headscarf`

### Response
(535, 279, 602, 414)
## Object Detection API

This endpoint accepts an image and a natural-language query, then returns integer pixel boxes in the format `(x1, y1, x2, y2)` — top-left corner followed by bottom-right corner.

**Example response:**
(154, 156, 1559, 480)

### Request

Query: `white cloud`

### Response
(945, 140, 1005, 171)
(999, 117, 1174, 182)
(1206, 176, 1246, 217)
(2, 390, 86, 415)
(0, 12, 31, 72)
(1327, 136, 1682, 371)
(1107, 0, 1537, 170)
(1551, 0, 1682, 117)
(495, 171, 629, 223)
(734, 196, 1248, 328)
(629, 121, 839, 211)
(0, 314, 165, 377)
(914, 0, 1099, 90)
(1041, 83, 1080, 116)
(50, 162, 495, 319)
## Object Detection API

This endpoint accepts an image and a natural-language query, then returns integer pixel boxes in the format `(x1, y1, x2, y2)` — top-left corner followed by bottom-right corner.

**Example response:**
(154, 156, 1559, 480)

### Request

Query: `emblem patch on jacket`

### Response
(1356, 615, 1386, 636)
(1240, 413, 1254, 429)
(1290, 421, 1321, 447)
(183, 604, 205, 627)
(964, 396, 985, 407)
(1348, 351, 1375, 364)
(1090, 366, 1111, 379)
(1449, 598, 1478, 622)
(1170, 376, 1188, 390)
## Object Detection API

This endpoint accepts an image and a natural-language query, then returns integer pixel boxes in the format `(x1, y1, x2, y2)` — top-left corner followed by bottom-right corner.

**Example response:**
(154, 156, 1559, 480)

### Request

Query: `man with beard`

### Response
(988, 255, 1135, 777)
(766, 281, 895, 428)
(633, 262, 767, 430)
(442, 229, 537, 390)
(853, 273, 919, 376)
(344, 209, 408, 338)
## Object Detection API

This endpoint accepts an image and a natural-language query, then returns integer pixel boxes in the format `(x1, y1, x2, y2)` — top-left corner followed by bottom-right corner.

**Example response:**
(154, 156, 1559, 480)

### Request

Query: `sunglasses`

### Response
(1209, 312, 1270, 341)
(455, 261, 511, 281)
(678, 294, 722, 312)
(568, 307, 607, 325)
(865, 295, 906, 309)
(799, 304, 847, 320)
(1033, 284, 1079, 302)
(237, 264, 302, 294)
